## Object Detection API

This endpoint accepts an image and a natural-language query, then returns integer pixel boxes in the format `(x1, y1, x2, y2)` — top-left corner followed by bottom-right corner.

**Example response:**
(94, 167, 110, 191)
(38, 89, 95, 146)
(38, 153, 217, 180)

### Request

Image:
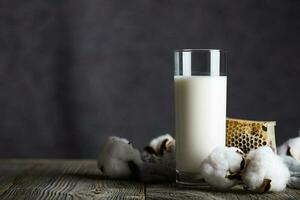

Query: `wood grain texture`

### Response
(146, 184, 300, 200)
(0, 160, 144, 200)
(0, 159, 300, 200)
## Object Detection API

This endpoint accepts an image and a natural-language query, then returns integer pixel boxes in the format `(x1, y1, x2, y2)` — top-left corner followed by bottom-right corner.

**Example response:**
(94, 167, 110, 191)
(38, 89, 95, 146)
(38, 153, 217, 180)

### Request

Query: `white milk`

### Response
(175, 76, 227, 172)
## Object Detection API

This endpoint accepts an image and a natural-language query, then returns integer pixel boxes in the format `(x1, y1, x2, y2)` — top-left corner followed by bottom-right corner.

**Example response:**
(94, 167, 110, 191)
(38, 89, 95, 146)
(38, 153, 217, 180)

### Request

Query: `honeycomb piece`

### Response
(226, 118, 276, 154)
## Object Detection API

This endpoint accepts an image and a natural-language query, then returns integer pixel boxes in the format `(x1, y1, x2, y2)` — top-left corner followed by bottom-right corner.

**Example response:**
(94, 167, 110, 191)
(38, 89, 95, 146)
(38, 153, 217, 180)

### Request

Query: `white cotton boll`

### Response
(278, 137, 300, 160)
(97, 136, 142, 179)
(144, 134, 175, 159)
(200, 146, 245, 189)
(242, 146, 290, 192)
(280, 155, 300, 189)
(281, 155, 300, 173)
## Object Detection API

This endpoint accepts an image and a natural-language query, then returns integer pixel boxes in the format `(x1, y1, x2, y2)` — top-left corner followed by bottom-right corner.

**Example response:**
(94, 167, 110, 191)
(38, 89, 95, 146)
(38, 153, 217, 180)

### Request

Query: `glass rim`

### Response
(174, 48, 227, 76)
(174, 49, 222, 53)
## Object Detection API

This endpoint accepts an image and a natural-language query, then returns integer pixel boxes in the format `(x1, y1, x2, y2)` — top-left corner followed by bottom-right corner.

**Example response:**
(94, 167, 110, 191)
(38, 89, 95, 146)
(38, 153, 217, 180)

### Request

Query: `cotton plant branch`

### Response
(97, 134, 300, 192)
(97, 134, 175, 181)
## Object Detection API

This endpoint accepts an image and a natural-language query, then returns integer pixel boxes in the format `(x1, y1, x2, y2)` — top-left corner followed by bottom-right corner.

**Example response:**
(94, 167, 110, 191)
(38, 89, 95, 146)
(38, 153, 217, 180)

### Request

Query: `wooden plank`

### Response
(2, 159, 300, 199)
(0, 160, 145, 200)
(0, 159, 39, 197)
(145, 183, 300, 200)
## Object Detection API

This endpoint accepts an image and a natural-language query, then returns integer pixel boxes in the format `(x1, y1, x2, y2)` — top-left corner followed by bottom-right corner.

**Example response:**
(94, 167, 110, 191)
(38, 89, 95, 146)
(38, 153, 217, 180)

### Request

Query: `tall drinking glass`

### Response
(174, 49, 227, 186)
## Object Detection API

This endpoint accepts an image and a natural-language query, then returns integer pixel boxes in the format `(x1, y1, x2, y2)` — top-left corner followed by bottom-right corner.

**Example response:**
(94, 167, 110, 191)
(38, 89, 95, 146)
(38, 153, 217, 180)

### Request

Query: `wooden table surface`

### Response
(0, 159, 299, 200)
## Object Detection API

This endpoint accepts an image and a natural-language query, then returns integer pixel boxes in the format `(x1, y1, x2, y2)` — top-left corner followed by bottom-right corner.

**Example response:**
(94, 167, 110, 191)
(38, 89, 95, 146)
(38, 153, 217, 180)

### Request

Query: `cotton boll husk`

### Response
(97, 136, 142, 179)
(200, 146, 245, 189)
(242, 146, 290, 192)
(278, 137, 300, 160)
(144, 134, 175, 159)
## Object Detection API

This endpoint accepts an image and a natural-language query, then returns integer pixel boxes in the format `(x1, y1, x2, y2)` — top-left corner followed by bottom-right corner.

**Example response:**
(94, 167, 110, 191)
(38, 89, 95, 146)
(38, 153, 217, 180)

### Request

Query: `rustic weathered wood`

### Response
(0, 159, 299, 200)
(0, 160, 144, 200)
(146, 183, 300, 200)
(0, 160, 37, 197)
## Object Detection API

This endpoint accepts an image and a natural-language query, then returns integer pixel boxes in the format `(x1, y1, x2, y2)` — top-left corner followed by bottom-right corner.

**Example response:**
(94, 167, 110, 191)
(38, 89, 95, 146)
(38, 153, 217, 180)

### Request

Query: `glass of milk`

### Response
(174, 49, 227, 186)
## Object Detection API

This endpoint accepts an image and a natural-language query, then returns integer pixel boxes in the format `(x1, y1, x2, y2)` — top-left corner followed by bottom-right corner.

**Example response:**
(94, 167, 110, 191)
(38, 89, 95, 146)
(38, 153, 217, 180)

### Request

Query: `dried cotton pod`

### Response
(200, 146, 246, 189)
(242, 146, 290, 193)
(144, 134, 175, 159)
(278, 136, 300, 160)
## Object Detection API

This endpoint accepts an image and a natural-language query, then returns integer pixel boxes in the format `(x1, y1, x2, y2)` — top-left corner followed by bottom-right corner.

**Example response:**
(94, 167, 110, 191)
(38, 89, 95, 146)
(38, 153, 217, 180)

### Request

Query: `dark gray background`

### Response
(0, 0, 300, 158)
